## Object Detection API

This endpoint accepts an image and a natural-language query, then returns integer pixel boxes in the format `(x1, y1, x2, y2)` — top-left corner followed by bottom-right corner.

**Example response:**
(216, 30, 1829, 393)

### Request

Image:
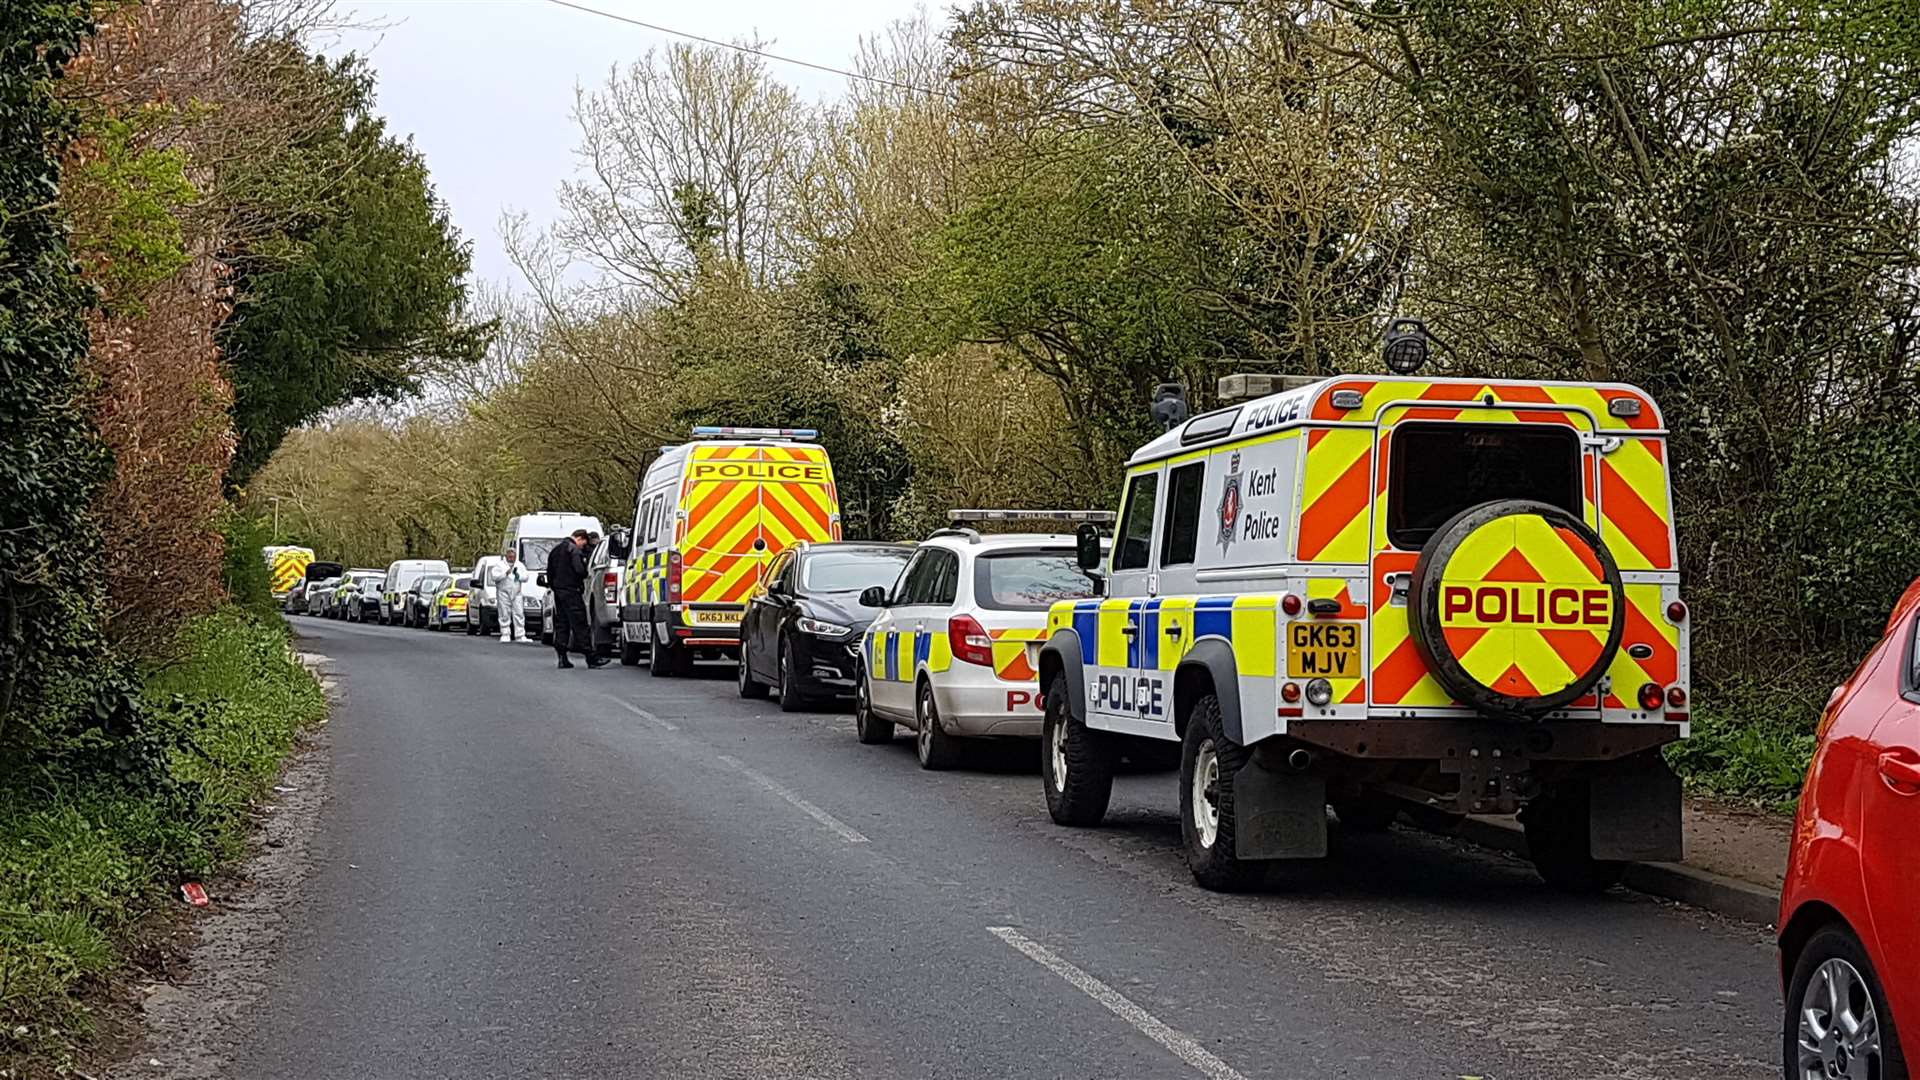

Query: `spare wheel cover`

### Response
(1407, 499, 1625, 718)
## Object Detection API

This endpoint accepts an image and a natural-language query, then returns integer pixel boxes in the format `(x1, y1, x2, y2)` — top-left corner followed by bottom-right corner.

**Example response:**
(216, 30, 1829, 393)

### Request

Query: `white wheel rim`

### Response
(1049, 713, 1068, 792)
(1798, 957, 1882, 1080)
(1191, 741, 1220, 849)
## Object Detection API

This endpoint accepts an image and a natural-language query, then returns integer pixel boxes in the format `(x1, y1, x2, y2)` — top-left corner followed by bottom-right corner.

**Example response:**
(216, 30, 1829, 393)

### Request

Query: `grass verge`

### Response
(1664, 676, 1820, 812)
(0, 609, 325, 1066)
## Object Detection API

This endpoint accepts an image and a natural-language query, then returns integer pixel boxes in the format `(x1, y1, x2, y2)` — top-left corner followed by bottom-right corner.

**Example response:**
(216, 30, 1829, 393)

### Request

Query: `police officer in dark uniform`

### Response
(545, 529, 605, 669)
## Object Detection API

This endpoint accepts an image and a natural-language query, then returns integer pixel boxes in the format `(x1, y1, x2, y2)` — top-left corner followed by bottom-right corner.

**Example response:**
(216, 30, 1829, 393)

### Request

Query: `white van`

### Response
(380, 559, 450, 625)
(503, 512, 605, 642)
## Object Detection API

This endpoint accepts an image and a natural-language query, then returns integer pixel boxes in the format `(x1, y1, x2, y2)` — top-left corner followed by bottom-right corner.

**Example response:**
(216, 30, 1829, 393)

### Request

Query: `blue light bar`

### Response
(690, 426, 820, 440)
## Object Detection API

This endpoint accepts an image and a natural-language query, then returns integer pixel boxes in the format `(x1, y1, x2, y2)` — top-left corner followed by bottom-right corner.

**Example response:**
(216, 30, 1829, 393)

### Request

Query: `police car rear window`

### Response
(1387, 422, 1581, 549)
(977, 552, 1096, 611)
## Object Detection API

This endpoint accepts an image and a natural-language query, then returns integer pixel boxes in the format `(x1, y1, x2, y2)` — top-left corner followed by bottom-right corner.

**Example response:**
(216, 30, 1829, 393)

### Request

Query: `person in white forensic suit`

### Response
(491, 550, 529, 643)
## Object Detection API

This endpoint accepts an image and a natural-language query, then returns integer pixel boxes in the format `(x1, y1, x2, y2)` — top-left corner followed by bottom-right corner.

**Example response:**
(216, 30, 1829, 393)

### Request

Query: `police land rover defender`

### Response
(1036, 332, 1689, 893)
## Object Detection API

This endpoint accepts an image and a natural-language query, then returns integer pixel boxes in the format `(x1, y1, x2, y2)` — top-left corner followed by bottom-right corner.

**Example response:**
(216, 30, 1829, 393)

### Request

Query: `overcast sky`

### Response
(327, 0, 933, 291)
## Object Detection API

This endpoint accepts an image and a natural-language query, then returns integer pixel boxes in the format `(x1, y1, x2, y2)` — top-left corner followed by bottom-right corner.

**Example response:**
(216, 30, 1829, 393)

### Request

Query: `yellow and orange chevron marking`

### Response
(1298, 428, 1372, 563)
(1297, 380, 1673, 572)
(1308, 379, 1661, 431)
(270, 550, 312, 596)
(989, 627, 1046, 682)
(677, 443, 839, 604)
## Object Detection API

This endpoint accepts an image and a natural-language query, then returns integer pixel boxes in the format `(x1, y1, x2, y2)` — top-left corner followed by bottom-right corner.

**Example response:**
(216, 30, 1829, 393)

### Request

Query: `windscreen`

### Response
(801, 550, 911, 593)
(1387, 422, 1582, 550)
(520, 538, 563, 567)
(978, 552, 1097, 611)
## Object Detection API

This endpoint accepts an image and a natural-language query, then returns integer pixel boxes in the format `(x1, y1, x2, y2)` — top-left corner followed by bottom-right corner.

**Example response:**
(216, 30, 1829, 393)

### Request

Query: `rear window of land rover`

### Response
(1387, 422, 1581, 550)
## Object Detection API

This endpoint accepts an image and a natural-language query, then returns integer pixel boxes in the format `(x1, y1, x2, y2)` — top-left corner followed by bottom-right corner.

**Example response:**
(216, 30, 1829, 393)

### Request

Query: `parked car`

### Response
(586, 529, 632, 659)
(855, 517, 1101, 768)
(343, 572, 385, 622)
(326, 577, 357, 619)
(305, 576, 341, 617)
(381, 559, 451, 625)
(469, 554, 507, 636)
(425, 575, 474, 631)
(283, 580, 312, 616)
(738, 541, 913, 708)
(1779, 575, 1920, 1080)
(403, 574, 450, 628)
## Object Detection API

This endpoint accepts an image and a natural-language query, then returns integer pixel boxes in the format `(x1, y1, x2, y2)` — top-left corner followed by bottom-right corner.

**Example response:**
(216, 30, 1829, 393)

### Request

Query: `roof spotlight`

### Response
(1151, 383, 1190, 431)
(1382, 318, 1432, 375)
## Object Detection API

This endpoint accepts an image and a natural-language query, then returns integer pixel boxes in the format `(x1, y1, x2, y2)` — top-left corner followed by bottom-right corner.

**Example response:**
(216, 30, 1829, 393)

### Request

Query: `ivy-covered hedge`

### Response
(0, 4, 144, 768)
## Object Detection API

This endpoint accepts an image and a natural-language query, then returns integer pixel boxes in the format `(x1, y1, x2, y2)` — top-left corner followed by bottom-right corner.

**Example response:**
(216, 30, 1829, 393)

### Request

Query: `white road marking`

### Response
(716, 754, 869, 844)
(987, 926, 1250, 1080)
(607, 697, 678, 731)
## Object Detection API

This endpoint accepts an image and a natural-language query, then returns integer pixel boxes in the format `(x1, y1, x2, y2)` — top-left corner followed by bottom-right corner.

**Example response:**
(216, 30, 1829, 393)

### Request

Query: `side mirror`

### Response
(859, 586, 887, 608)
(536, 572, 549, 588)
(609, 527, 631, 560)
(1075, 523, 1104, 571)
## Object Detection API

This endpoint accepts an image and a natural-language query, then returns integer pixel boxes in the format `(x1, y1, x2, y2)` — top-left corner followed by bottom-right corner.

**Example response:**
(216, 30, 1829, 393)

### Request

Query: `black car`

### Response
(737, 542, 914, 711)
(404, 574, 450, 629)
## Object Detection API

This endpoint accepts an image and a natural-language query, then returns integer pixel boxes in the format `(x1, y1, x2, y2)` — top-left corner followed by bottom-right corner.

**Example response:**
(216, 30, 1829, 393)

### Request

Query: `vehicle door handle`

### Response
(1119, 623, 1138, 637)
(1879, 752, 1920, 792)
(1164, 625, 1182, 638)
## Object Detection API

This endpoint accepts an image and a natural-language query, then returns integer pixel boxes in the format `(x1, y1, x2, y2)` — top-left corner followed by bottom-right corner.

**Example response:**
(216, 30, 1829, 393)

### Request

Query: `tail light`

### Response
(1281, 593, 1302, 616)
(1667, 600, 1688, 622)
(949, 614, 995, 667)
(667, 551, 683, 603)
(603, 571, 618, 605)
(1667, 685, 1688, 709)
(1637, 682, 1664, 711)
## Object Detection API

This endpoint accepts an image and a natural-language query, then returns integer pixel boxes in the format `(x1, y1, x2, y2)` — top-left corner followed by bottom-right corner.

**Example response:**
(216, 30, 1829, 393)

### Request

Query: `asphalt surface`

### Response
(227, 617, 1780, 1079)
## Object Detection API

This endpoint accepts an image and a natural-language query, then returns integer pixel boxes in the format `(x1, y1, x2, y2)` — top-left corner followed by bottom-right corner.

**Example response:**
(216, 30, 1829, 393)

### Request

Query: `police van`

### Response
(621, 427, 841, 676)
(265, 545, 314, 600)
(1036, 354, 1689, 893)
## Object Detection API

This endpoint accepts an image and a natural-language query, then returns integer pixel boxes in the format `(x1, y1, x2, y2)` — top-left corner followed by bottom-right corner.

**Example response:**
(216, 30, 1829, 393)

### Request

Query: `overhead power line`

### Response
(541, 0, 951, 97)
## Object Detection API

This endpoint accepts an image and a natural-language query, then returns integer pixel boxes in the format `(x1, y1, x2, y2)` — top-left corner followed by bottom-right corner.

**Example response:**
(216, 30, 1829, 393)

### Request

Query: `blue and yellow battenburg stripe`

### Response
(623, 549, 671, 606)
(861, 626, 1043, 682)
(1046, 595, 1292, 681)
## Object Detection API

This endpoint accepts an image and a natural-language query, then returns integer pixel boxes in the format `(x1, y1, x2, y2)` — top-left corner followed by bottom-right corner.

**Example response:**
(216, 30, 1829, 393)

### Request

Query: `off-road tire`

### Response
(738, 640, 769, 699)
(915, 679, 962, 770)
(1522, 782, 1625, 894)
(1041, 674, 1115, 826)
(1181, 694, 1264, 892)
(854, 666, 891, 744)
(1783, 924, 1907, 1080)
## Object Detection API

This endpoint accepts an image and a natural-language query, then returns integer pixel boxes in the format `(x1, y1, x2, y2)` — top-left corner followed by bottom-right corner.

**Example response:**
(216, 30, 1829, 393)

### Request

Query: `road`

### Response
(222, 617, 1780, 1079)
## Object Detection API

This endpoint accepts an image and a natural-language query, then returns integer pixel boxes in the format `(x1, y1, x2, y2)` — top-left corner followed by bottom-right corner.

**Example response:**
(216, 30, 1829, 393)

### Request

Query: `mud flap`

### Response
(1589, 753, 1683, 862)
(1233, 756, 1328, 860)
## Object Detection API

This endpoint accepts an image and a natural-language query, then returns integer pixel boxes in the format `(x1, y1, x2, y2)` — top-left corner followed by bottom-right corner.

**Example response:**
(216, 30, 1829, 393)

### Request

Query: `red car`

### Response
(1780, 576, 1920, 1080)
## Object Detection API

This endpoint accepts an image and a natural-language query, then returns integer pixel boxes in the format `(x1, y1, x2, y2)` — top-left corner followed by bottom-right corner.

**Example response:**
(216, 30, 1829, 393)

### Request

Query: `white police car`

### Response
(853, 511, 1111, 769)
